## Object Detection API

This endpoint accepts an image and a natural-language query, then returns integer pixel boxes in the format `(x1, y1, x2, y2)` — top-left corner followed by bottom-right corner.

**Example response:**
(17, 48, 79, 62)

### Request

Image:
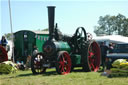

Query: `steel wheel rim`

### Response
(58, 52, 71, 75)
(88, 42, 100, 72)
(33, 54, 44, 74)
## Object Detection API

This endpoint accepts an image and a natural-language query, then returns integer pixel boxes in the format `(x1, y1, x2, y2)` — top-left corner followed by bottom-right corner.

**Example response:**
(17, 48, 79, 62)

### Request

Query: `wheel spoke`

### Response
(65, 64, 69, 70)
(91, 63, 95, 70)
(59, 64, 62, 68)
(60, 65, 64, 72)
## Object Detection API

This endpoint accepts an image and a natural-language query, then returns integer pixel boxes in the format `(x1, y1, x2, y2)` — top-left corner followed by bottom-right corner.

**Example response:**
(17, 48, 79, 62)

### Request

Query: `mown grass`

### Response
(0, 68, 128, 85)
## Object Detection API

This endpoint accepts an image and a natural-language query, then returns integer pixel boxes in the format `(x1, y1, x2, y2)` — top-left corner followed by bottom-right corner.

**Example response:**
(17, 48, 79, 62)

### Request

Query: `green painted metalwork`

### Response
(71, 54, 81, 66)
(54, 41, 70, 52)
(36, 34, 48, 52)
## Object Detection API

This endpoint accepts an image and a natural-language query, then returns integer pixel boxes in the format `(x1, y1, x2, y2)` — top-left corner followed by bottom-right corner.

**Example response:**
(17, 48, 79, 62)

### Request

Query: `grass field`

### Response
(0, 68, 128, 85)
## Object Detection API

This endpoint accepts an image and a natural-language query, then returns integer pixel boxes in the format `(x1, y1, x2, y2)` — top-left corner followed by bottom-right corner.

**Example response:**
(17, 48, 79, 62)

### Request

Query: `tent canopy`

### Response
(94, 35, 128, 44)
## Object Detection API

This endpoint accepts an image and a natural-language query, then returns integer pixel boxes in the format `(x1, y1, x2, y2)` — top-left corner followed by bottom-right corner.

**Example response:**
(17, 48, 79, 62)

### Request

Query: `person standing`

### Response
(33, 45, 38, 56)
(0, 36, 8, 48)
(100, 42, 109, 71)
(25, 55, 31, 69)
(109, 43, 114, 53)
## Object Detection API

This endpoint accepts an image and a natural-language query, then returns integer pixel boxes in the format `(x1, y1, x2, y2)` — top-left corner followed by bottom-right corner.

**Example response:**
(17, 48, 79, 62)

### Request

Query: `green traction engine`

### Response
(31, 6, 101, 75)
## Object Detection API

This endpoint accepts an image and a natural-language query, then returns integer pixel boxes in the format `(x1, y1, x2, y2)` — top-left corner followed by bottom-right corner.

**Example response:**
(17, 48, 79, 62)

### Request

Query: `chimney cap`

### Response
(47, 6, 56, 8)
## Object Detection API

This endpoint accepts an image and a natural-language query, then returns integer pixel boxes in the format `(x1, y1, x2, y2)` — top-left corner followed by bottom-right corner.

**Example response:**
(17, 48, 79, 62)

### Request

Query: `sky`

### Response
(1, 0, 128, 38)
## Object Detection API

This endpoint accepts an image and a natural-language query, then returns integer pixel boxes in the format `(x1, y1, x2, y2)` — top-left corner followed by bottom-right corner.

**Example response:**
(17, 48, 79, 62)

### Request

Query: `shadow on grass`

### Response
(17, 73, 33, 77)
(17, 70, 58, 77)
(42, 67, 87, 76)
(14, 68, 93, 77)
(0, 73, 34, 79)
(16, 72, 58, 77)
(42, 71, 58, 76)
(42, 69, 86, 76)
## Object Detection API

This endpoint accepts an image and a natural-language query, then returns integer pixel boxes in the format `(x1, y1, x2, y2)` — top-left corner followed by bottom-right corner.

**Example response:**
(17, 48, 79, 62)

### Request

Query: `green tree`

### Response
(94, 14, 128, 36)
(42, 28, 48, 31)
(4, 33, 13, 40)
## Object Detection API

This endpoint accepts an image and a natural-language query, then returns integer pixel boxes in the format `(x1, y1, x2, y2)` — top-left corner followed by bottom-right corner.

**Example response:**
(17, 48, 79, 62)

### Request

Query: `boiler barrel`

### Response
(43, 41, 71, 56)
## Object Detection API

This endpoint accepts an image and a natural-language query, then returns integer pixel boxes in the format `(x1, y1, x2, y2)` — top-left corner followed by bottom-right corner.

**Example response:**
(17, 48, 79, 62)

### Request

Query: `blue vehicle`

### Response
(113, 43, 128, 53)
(106, 43, 128, 68)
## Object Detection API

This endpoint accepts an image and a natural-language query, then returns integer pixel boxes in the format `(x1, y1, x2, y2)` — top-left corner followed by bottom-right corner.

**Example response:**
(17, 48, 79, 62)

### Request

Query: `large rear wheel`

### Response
(56, 51, 71, 75)
(82, 41, 101, 72)
(31, 52, 46, 74)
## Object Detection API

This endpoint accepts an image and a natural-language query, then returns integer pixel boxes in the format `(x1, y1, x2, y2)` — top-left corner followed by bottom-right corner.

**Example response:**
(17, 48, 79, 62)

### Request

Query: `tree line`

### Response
(94, 14, 128, 36)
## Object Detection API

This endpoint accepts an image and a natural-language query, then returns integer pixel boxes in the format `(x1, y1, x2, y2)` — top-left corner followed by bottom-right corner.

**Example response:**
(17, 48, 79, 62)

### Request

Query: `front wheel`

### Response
(56, 51, 71, 75)
(31, 52, 46, 74)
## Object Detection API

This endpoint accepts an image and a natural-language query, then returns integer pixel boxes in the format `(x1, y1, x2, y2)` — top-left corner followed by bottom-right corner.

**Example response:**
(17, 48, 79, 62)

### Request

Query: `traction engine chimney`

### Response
(47, 6, 56, 40)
